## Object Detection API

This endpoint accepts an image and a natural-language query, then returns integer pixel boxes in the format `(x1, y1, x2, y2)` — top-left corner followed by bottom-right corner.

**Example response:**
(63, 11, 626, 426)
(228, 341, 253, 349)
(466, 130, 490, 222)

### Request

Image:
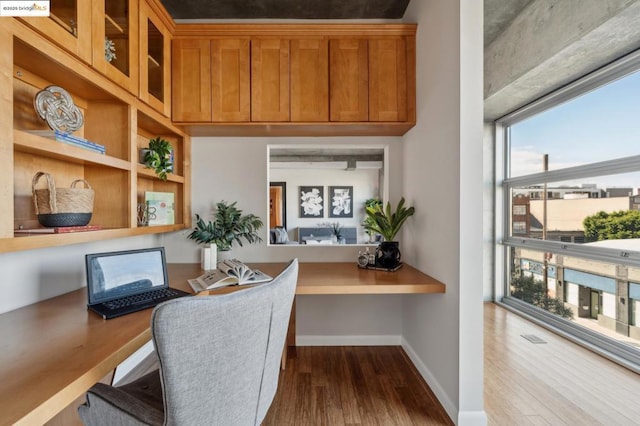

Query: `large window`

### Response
(497, 50, 640, 370)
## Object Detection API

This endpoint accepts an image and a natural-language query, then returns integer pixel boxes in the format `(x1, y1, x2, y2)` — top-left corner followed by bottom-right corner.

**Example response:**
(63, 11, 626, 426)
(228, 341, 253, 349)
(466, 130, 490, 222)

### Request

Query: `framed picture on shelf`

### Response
(329, 186, 353, 218)
(144, 191, 175, 225)
(299, 186, 324, 218)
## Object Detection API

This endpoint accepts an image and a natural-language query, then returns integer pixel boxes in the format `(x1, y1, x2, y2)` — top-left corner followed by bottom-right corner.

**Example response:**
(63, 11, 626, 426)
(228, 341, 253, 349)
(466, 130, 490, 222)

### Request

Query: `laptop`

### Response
(85, 247, 191, 319)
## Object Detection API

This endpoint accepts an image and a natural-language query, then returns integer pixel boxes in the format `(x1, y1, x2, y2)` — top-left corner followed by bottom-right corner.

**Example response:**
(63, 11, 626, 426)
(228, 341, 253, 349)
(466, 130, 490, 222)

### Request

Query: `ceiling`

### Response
(160, 0, 411, 20)
(160, 0, 529, 50)
(484, 0, 532, 46)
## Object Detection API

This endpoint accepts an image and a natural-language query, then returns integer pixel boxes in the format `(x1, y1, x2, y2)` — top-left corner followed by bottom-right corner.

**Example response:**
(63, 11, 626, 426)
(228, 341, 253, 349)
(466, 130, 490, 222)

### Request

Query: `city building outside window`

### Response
(495, 49, 640, 371)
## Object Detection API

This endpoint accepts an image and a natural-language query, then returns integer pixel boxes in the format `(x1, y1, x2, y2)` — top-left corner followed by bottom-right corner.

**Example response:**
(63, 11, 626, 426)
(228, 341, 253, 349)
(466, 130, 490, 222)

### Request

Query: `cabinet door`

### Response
(139, 1, 171, 117)
(251, 39, 290, 122)
(212, 39, 250, 122)
(290, 39, 328, 122)
(329, 38, 368, 122)
(369, 38, 407, 122)
(20, 1, 92, 63)
(172, 39, 212, 122)
(92, 0, 139, 94)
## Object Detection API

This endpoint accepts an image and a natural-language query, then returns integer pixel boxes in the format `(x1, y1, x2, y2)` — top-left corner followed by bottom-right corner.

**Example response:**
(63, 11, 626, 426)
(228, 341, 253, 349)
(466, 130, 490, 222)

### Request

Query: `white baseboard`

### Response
(296, 334, 402, 346)
(458, 411, 488, 426)
(401, 337, 457, 424)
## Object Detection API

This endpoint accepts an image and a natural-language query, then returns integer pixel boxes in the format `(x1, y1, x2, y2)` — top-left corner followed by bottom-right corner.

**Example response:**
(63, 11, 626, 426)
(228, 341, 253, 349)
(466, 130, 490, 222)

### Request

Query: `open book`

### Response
(188, 259, 273, 293)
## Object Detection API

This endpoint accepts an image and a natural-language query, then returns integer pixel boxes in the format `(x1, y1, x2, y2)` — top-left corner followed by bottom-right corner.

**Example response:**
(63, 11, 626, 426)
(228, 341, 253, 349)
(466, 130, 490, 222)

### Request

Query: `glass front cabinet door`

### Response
(139, 1, 171, 117)
(92, 0, 139, 94)
(19, 0, 92, 63)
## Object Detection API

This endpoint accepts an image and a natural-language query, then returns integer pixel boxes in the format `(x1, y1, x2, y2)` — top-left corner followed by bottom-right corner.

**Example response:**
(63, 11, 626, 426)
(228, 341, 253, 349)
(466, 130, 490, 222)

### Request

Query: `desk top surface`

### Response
(0, 262, 444, 425)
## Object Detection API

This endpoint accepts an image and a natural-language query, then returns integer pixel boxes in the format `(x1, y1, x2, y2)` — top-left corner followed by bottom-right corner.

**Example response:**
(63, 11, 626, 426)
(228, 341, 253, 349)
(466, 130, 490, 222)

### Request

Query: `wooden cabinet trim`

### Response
(173, 23, 417, 38)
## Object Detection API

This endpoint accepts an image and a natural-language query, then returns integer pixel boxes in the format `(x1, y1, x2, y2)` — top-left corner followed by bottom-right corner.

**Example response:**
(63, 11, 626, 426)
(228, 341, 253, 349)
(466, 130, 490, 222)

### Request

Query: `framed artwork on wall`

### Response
(329, 186, 353, 218)
(299, 186, 324, 217)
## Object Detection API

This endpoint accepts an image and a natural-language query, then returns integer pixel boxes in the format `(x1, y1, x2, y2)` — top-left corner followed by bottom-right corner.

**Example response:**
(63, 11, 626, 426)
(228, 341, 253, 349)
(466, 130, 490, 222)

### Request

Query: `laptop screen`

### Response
(86, 247, 169, 305)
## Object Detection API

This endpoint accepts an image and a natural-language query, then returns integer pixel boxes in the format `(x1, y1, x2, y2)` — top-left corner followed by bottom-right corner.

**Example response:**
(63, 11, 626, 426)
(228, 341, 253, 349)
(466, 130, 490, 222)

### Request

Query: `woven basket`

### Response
(32, 171, 94, 227)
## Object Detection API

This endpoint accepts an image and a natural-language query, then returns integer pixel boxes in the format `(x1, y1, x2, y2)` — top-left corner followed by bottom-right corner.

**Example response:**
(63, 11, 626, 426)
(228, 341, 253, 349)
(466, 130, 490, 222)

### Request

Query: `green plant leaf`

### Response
(362, 197, 415, 241)
(143, 137, 173, 181)
(187, 201, 264, 251)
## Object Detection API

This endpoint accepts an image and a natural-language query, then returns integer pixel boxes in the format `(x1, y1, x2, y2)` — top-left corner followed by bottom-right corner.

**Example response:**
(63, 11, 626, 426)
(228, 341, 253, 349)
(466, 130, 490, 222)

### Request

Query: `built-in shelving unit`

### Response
(0, 9, 190, 254)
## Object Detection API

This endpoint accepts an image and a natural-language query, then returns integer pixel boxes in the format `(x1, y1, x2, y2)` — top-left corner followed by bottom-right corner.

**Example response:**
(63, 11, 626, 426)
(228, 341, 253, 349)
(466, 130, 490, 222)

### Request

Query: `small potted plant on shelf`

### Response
(323, 221, 345, 244)
(141, 137, 173, 181)
(362, 197, 415, 269)
(187, 201, 264, 263)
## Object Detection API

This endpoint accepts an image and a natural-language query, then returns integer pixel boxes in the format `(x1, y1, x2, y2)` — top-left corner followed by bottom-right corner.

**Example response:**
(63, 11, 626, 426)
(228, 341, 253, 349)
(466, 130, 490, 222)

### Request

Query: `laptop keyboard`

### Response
(104, 288, 182, 310)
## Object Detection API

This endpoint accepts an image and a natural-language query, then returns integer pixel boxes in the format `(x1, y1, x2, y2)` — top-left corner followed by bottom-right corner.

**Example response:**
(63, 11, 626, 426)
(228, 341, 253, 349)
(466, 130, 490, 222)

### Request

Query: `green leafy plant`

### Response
(362, 198, 383, 238)
(187, 201, 263, 251)
(362, 197, 415, 242)
(511, 275, 573, 319)
(143, 137, 173, 181)
(583, 210, 640, 241)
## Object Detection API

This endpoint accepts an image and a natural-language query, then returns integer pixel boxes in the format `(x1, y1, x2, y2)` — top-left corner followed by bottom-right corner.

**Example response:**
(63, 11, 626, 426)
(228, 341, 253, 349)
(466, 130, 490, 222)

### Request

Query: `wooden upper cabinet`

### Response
(168, 24, 416, 134)
(369, 38, 408, 122)
(329, 38, 369, 122)
(251, 39, 290, 122)
(19, 1, 92, 63)
(172, 39, 212, 122)
(139, 0, 172, 117)
(290, 39, 328, 122)
(92, 0, 139, 94)
(211, 39, 250, 122)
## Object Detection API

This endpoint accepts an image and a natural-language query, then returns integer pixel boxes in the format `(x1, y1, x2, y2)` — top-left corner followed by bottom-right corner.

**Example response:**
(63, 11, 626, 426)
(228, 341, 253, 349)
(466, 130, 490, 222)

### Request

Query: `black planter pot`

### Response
(375, 241, 401, 268)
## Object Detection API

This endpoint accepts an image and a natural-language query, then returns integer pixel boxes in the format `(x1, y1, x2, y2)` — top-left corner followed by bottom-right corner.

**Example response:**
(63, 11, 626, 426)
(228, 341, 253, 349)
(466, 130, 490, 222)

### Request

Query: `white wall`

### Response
(402, 0, 485, 424)
(483, 123, 495, 301)
(270, 167, 379, 243)
(161, 135, 405, 341)
(0, 235, 160, 314)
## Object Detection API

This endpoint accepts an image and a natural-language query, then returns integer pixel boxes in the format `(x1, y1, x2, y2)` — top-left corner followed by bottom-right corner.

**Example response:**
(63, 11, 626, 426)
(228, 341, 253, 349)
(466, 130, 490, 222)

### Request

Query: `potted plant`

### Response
(323, 221, 345, 244)
(362, 197, 415, 268)
(187, 201, 264, 254)
(141, 137, 173, 181)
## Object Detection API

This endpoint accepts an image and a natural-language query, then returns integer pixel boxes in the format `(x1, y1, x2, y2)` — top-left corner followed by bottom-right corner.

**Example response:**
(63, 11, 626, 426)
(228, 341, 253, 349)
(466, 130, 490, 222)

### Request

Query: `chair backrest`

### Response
(256, 258, 298, 422)
(151, 259, 298, 426)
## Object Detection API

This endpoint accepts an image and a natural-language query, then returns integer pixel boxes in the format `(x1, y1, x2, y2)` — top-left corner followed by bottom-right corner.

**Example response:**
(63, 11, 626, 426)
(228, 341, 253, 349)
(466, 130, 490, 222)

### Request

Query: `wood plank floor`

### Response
(263, 346, 453, 426)
(485, 302, 640, 425)
(57, 303, 640, 425)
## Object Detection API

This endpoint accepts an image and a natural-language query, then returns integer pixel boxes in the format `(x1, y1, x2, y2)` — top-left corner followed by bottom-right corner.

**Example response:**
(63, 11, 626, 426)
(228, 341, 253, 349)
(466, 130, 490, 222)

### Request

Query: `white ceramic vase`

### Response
(201, 243, 217, 270)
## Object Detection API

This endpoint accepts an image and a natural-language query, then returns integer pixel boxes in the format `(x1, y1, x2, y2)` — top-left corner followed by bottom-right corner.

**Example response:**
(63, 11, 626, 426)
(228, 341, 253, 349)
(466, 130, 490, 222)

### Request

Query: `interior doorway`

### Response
(269, 182, 286, 229)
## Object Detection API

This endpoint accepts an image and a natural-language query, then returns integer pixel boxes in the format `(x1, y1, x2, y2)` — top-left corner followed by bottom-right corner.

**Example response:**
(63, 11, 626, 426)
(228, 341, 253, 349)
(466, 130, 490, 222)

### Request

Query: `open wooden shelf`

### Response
(1, 224, 186, 254)
(136, 164, 185, 183)
(1, 17, 191, 249)
(14, 130, 132, 171)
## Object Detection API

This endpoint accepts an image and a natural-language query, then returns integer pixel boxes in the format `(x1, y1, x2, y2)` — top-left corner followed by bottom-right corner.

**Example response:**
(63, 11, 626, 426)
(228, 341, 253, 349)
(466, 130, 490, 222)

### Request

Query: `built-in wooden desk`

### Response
(0, 262, 444, 425)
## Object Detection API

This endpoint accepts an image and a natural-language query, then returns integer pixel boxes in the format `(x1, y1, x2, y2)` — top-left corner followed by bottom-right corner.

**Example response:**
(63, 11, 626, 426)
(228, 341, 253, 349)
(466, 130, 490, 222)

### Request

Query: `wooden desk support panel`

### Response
(0, 262, 444, 425)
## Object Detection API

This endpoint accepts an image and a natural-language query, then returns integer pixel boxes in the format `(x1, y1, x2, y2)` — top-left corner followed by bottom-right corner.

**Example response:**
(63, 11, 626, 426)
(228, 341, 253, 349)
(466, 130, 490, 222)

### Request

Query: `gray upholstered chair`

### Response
(78, 259, 298, 426)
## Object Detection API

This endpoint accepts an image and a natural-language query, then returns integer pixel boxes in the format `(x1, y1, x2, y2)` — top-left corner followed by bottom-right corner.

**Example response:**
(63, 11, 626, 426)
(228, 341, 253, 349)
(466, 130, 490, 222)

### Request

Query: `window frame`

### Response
(495, 48, 640, 372)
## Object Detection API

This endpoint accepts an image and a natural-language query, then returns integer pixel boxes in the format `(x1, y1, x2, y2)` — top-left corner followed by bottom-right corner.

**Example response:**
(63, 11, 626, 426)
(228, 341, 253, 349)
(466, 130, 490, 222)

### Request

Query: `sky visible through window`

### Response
(510, 70, 640, 188)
